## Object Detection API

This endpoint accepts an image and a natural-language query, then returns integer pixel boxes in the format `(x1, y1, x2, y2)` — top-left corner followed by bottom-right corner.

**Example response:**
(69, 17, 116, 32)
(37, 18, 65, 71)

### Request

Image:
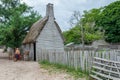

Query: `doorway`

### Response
(33, 43, 36, 61)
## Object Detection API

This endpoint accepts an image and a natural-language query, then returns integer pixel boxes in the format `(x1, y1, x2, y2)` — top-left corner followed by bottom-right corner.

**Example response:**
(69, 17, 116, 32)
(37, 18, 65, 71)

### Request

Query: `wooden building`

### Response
(22, 3, 64, 61)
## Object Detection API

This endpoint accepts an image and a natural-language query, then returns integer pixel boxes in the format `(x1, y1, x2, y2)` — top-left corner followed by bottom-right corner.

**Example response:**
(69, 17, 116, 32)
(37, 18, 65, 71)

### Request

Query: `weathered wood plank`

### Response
(92, 65, 120, 75)
(36, 49, 120, 72)
(90, 74, 102, 80)
(93, 61, 120, 70)
(94, 57, 120, 64)
(92, 71, 120, 80)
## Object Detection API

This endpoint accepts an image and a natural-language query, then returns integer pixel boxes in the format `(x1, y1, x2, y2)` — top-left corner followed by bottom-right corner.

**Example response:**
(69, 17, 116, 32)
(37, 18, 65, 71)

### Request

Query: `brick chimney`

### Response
(46, 3, 55, 20)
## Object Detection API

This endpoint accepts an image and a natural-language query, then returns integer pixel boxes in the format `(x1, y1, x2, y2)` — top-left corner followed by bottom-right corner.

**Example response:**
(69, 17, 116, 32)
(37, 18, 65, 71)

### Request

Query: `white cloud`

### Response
(22, 0, 116, 31)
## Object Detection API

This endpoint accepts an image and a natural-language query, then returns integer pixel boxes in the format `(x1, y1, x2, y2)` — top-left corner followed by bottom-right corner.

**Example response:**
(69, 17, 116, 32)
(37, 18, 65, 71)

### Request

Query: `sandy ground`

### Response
(0, 49, 85, 80)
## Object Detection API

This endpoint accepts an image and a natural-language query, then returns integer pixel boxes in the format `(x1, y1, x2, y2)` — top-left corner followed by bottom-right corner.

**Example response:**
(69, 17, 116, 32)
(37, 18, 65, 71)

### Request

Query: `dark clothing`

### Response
(15, 54, 19, 60)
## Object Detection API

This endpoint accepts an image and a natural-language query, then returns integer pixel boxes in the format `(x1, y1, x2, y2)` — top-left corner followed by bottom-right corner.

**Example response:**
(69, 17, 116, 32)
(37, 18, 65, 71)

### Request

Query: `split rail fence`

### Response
(90, 57, 120, 80)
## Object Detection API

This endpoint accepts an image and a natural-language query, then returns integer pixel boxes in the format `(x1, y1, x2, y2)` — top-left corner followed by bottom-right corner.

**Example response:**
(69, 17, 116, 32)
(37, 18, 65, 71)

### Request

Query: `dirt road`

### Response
(0, 49, 85, 80)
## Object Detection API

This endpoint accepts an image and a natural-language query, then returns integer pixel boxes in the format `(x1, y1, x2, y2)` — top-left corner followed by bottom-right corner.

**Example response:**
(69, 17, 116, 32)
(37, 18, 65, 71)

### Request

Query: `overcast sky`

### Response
(22, 0, 116, 31)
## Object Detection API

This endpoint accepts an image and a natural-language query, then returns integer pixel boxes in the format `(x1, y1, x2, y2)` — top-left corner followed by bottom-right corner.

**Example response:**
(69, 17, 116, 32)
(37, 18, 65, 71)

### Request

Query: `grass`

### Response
(39, 60, 88, 80)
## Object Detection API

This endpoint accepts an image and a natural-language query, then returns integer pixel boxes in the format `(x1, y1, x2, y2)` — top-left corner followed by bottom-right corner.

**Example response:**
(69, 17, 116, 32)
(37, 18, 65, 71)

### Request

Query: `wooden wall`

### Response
(22, 43, 34, 60)
(36, 19, 64, 61)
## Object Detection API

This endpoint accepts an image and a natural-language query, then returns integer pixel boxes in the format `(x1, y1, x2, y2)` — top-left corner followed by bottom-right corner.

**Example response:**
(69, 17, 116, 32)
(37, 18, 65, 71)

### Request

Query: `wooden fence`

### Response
(37, 49, 120, 72)
(90, 57, 120, 80)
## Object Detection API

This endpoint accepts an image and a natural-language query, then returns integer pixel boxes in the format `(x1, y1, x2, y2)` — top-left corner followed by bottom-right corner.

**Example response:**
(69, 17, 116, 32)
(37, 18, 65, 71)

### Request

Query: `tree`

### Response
(63, 26, 81, 44)
(96, 1, 120, 43)
(0, 0, 41, 48)
(70, 11, 84, 49)
(63, 10, 103, 45)
(81, 9, 103, 44)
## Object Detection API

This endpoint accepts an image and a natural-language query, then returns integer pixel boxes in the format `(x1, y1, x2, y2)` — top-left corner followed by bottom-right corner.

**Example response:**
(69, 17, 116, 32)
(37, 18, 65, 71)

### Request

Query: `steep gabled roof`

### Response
(22, 3, 64, 44)
(22, 17, 48, 44)
(22, 17, 64, 44)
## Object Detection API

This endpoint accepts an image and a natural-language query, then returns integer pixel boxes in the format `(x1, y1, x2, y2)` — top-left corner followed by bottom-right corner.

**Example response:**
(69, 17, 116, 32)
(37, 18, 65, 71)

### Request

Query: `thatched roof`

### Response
(22, 17, 48, 44)
(22, 3, 64, 44)
(22, 17, 64, 44)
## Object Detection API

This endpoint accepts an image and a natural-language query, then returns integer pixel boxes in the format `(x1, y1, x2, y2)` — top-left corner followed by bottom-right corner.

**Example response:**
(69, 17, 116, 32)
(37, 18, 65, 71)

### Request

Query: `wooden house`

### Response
(22, 3, 64, 61)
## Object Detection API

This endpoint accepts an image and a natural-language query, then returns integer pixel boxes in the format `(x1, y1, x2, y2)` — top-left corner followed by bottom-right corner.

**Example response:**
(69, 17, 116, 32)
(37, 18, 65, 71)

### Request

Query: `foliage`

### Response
(81, 8, 103, 44)
(63, 26, 102, 44)
(63, 26, 81, 44)
(96, 1, 120, 43)
(63, 9, 103, 45)
(82, 8, 102, 29)
(0, 0, 41, 48)
(39, 60, 87, 79)
(64, 1, 120, 44)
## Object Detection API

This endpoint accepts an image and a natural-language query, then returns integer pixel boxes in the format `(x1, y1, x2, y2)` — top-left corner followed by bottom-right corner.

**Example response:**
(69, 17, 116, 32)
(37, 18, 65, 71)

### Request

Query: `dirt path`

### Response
(0, 49, 85, 80)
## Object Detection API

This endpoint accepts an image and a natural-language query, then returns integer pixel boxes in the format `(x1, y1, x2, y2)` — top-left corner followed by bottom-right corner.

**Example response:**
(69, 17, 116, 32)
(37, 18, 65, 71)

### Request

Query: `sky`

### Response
(22, 0, 116, 31)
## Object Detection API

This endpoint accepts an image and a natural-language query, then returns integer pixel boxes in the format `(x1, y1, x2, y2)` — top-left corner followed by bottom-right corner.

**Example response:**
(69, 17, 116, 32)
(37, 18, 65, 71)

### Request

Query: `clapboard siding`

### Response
(36, 21, 64, 50)
(22, 4, 64, 61)
(36, 20, 64, 61)
(29, 43, 34, 60)
(22, 43, 34, 60)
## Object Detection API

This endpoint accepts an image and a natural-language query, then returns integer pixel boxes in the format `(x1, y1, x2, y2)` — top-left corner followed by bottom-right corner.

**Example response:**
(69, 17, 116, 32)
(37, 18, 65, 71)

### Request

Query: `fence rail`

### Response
(90, 57, 120, 80)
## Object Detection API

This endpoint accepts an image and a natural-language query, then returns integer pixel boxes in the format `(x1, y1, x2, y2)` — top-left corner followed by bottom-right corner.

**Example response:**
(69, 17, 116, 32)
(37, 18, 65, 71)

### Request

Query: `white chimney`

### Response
(46, 3, 54, 19)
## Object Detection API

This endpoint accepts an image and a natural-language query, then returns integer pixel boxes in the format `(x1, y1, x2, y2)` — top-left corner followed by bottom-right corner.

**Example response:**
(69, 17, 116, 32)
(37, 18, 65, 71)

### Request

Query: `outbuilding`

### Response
(22, 3, 64, 61)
